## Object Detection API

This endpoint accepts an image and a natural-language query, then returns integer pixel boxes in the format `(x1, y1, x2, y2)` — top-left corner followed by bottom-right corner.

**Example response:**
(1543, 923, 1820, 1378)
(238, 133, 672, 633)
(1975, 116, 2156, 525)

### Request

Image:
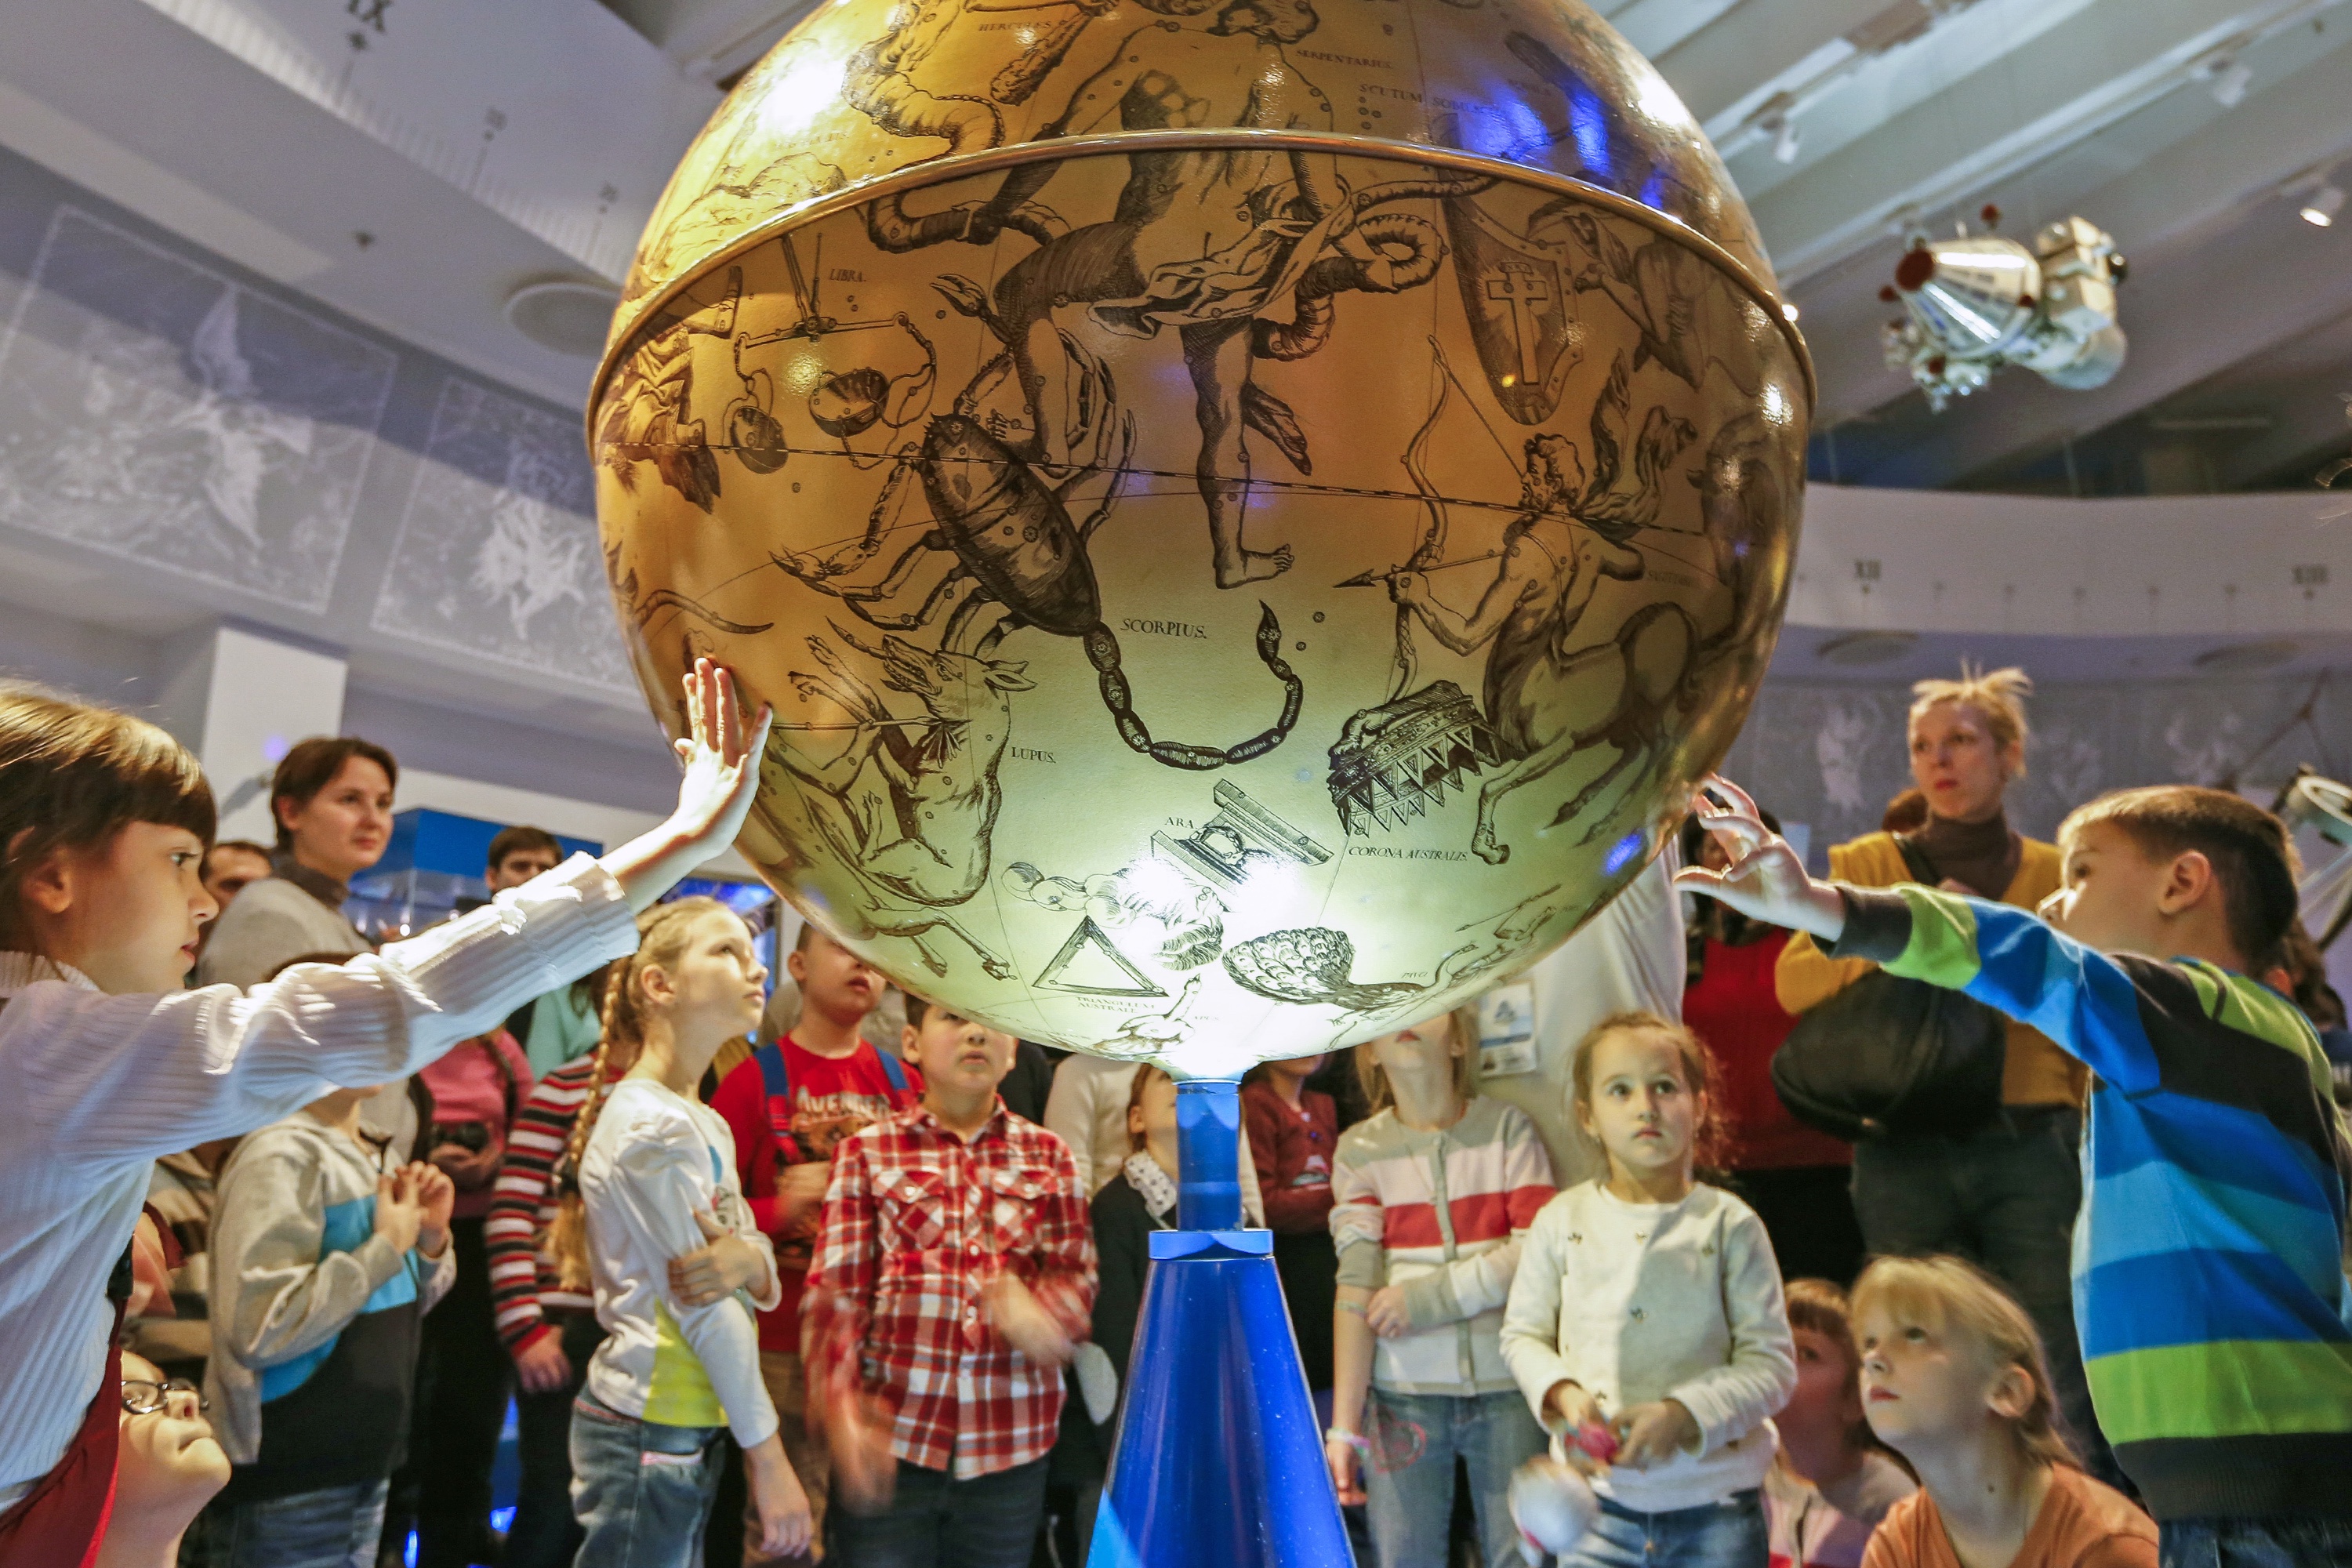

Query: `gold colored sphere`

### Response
(593, 0, 1810, 1076)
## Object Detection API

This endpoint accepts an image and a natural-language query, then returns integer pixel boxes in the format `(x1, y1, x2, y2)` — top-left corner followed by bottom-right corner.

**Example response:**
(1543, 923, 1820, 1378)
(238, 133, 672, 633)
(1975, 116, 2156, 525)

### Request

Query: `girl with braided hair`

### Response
(557, 898, 813, 1568)
(486, 955, 632, 1568)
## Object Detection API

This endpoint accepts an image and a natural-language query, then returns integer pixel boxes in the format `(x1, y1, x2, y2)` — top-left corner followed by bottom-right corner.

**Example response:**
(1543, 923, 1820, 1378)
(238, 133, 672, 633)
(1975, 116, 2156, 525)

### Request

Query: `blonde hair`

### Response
(1908, 664, 2032, 768)
(1567, 1011, 1726, 1168)
(1353, 1007, 1481, 1116)
(543, 897, 730, 1291)
(1851, 1255, 2074, 1470)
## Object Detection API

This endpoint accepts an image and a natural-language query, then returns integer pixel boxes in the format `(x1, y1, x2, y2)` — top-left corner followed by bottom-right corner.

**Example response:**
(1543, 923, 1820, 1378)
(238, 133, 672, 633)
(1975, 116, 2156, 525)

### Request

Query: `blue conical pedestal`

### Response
(1086, 1079, 1354, 1567)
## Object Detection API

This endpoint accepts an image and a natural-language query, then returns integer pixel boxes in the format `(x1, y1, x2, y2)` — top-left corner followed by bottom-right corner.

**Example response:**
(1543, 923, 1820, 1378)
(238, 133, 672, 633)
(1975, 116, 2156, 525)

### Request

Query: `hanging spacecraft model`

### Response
(1882, 209, 2128, 410)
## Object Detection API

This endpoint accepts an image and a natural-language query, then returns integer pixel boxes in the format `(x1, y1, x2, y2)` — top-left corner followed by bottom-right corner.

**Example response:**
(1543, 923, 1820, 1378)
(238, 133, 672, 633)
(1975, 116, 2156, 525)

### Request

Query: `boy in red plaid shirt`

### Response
(803, 997, 1094, 1566)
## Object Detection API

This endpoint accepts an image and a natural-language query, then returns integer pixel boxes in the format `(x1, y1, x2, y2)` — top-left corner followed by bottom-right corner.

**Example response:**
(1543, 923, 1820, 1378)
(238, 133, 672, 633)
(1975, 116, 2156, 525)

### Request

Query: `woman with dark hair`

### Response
(195, 737, 397, 991)
(1680, 807, 1864, 1287)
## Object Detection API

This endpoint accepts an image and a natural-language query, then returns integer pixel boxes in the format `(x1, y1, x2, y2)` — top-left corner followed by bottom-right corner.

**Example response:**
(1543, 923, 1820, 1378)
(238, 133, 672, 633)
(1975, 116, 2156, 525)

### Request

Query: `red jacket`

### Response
(1685, 928, 1850, 1171)
(1242, 1080, 1338, 1235)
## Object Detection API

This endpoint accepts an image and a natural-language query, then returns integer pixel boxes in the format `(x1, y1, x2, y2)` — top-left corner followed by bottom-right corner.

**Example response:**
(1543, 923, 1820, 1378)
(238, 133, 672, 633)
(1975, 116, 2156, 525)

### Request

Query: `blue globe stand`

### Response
(1086, 1078, 1356, 1567)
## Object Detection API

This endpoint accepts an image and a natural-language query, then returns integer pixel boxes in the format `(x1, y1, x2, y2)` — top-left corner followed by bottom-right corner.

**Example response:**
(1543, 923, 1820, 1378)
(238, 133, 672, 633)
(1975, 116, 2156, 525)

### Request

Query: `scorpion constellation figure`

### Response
(773, 340, 1304, 771)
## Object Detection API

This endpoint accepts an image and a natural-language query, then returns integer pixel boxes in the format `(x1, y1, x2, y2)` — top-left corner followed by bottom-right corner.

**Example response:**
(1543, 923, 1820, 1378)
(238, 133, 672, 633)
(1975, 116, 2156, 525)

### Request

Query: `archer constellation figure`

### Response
(1379, 353, 1696, 862)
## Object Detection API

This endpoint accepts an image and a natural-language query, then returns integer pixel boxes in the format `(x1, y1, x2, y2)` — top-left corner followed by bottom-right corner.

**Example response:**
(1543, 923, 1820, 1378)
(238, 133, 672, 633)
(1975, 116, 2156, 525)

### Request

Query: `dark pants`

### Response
(2161, 1515, 2352, 1566)
(383, 1216, 514, 1568)
(1271, 1229, 1338, 1391)
(1850, 1107, 2118, 1487)
(1731, 1165, 1866, 1287)
(828, 1457, 1049, 1568)
(505, 1310, 604, 1568)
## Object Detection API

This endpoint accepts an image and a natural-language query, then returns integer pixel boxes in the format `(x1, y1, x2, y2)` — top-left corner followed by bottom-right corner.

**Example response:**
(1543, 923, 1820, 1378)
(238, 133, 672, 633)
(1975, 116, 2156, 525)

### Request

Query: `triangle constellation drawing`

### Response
(1035, 916, 1167, 998)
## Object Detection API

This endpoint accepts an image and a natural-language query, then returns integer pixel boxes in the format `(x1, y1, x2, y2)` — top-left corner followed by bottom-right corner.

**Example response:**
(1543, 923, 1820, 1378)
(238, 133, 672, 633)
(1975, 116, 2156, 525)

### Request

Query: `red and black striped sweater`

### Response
(484, 1055, 601, 1356)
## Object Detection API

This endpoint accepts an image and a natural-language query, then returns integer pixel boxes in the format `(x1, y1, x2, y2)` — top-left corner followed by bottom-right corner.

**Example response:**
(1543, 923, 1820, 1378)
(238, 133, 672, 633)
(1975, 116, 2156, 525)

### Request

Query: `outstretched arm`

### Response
(1390, 540, 1544, 655)
(1681, 775, 2164, 1091)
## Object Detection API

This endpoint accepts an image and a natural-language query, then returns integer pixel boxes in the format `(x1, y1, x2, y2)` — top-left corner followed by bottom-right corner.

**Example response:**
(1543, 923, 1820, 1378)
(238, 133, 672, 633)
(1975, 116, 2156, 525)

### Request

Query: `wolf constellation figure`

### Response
(764, 626, 1025, 978)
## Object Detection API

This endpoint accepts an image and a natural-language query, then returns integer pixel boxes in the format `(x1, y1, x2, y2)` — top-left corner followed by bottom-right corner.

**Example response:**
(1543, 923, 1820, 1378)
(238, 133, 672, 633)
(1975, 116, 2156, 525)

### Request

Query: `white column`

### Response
(154, 623, 349, 843)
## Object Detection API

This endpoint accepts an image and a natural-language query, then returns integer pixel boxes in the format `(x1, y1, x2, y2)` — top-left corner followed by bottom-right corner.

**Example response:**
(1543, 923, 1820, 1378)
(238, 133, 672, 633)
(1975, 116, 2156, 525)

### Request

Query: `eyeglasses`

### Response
(121, 1378, 208, 1415)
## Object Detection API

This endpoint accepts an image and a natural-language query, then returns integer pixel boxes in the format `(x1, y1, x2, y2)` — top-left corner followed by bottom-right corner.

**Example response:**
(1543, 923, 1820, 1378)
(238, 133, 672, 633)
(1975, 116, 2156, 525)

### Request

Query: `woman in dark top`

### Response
(1051, 1065, 1182, 1555)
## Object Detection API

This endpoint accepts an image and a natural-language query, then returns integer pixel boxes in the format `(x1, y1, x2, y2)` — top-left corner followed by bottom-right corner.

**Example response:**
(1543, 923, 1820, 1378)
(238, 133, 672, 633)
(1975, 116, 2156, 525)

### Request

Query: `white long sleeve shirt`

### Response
(0, 854, 635, 1506)
(581, 1078, 782, 1450)
(1499, 1181, 1795, 1515)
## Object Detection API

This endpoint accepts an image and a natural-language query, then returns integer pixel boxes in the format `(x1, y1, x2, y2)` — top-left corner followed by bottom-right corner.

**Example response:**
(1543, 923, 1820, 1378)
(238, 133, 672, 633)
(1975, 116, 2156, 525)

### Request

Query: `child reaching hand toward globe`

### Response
(1500, 1012, 1795, 1567)
(0, 660, 767, 1565)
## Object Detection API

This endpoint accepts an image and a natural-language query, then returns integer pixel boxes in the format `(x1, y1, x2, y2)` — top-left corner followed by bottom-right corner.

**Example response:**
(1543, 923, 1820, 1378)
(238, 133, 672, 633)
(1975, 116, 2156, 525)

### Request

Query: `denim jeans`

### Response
(1560, 1490, 1766, 1568)
(1363, 1387, 1548, 1568)
(505, 1311, 604, 1568)
(205, 1478, 389, 1568)
(826, 1456, 1048, 1568)
(1850, 1107, 2117, 1486)
(571, 1390, 725, 1568)
(2161, 1515, 2352, 1567)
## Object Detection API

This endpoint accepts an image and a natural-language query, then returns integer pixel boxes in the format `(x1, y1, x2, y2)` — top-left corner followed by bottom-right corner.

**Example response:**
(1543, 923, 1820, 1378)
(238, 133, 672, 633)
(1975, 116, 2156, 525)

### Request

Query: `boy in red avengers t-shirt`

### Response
(711, 926, 922, 1565)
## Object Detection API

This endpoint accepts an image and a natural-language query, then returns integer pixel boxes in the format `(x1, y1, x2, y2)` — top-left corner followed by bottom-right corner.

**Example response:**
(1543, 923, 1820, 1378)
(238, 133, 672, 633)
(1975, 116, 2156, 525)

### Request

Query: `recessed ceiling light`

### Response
(2302, 185, 2345, 227)
(2191, 638, 2299, 674)
(504, 279, 621, 358)
(1816, 630, 1918, 666)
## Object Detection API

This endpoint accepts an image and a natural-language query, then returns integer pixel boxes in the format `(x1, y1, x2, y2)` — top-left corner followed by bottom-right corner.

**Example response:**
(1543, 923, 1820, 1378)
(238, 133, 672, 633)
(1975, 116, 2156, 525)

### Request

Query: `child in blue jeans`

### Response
(205, 1086, 456, 1567)
(1501, 1011, 1795, 1568)
(552, 899, 811, 1568)
(1684, 775, 2352, 1563)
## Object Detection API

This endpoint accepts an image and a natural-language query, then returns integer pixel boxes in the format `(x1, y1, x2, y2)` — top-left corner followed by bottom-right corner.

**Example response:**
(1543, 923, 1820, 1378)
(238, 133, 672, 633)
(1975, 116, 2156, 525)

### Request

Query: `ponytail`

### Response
(540, 896, 727, 1291)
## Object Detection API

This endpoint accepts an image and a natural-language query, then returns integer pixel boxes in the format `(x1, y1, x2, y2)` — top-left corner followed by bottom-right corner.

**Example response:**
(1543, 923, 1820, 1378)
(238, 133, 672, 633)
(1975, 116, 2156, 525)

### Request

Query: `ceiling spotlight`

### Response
(2302, 184, 2345, 227)
(1772, 117, 1802, 165)
(2207, 57, 2253, 107)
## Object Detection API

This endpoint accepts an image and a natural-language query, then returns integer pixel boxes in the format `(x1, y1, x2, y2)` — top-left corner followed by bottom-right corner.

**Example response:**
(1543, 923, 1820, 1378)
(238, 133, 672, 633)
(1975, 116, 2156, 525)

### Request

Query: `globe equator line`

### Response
(587, 125, 1816, 435)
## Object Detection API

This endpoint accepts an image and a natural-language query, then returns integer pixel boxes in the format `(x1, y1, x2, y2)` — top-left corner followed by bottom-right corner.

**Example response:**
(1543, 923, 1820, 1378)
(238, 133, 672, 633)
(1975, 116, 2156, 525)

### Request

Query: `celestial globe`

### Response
(592, 0, 1812, 1080)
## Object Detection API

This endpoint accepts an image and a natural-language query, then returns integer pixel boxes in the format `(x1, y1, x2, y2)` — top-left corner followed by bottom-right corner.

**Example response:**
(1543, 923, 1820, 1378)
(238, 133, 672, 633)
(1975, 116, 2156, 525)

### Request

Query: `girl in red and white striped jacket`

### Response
(1324, 1009, 1558, 1568)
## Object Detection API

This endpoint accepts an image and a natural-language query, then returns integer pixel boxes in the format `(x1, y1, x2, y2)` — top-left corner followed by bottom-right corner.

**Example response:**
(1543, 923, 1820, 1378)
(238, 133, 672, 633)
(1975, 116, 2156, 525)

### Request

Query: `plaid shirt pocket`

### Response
(877, 1167, 949, 1250)
(982, 1167, 1054, 1252)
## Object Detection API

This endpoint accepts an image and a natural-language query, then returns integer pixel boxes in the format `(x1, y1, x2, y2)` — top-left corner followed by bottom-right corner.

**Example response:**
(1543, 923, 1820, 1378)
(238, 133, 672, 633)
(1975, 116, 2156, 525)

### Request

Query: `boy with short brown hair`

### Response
(1683, 776, 2352, 1563)
(803, 996, 1093, 1568)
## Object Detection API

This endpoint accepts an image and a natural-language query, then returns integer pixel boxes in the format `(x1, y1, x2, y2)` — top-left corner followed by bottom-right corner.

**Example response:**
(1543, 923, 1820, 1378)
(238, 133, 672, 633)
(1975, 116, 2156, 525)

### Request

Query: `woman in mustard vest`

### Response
(1775, 666, 2114, 1486)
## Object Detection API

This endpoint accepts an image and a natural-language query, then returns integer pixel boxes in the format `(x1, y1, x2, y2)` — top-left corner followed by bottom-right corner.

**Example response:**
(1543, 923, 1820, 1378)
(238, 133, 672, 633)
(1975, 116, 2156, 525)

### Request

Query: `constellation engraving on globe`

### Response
(593, 0, 1809, 1076)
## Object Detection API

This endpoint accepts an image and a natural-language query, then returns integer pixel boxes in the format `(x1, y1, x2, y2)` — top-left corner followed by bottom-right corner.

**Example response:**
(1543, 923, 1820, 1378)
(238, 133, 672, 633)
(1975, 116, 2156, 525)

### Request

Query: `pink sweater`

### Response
(418, 1033, 533, 1219)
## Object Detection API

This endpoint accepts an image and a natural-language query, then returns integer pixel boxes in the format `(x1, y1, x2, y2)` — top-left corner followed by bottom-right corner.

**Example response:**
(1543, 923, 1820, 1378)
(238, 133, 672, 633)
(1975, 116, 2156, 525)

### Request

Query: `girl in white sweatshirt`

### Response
(547, 898, 811, 1568)
(1501, 1011, 1795, 1568)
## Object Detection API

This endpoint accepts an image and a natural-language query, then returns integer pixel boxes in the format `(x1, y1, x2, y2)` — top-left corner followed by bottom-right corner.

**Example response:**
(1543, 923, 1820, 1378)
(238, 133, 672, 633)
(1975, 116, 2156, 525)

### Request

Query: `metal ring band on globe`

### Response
(588, 127, 1816, 438)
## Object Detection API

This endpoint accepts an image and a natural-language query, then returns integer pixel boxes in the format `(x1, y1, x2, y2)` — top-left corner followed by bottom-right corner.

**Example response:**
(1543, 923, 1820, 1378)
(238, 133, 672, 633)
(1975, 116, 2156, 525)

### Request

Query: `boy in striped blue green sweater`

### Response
(1682, 776, 2352, 1564)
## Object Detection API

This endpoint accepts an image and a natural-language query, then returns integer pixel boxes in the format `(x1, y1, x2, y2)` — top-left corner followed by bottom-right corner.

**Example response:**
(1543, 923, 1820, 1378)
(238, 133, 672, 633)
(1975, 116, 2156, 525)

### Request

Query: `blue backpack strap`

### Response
(877, 1047, 909, 1097)
(754, 1041, 794, 1145)
(754, 1040, 792, 1100)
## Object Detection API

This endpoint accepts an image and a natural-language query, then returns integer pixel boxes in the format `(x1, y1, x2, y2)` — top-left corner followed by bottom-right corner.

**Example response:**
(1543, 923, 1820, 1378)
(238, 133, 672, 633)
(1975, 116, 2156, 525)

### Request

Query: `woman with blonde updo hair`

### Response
(1772, 666, 2113, 1485)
